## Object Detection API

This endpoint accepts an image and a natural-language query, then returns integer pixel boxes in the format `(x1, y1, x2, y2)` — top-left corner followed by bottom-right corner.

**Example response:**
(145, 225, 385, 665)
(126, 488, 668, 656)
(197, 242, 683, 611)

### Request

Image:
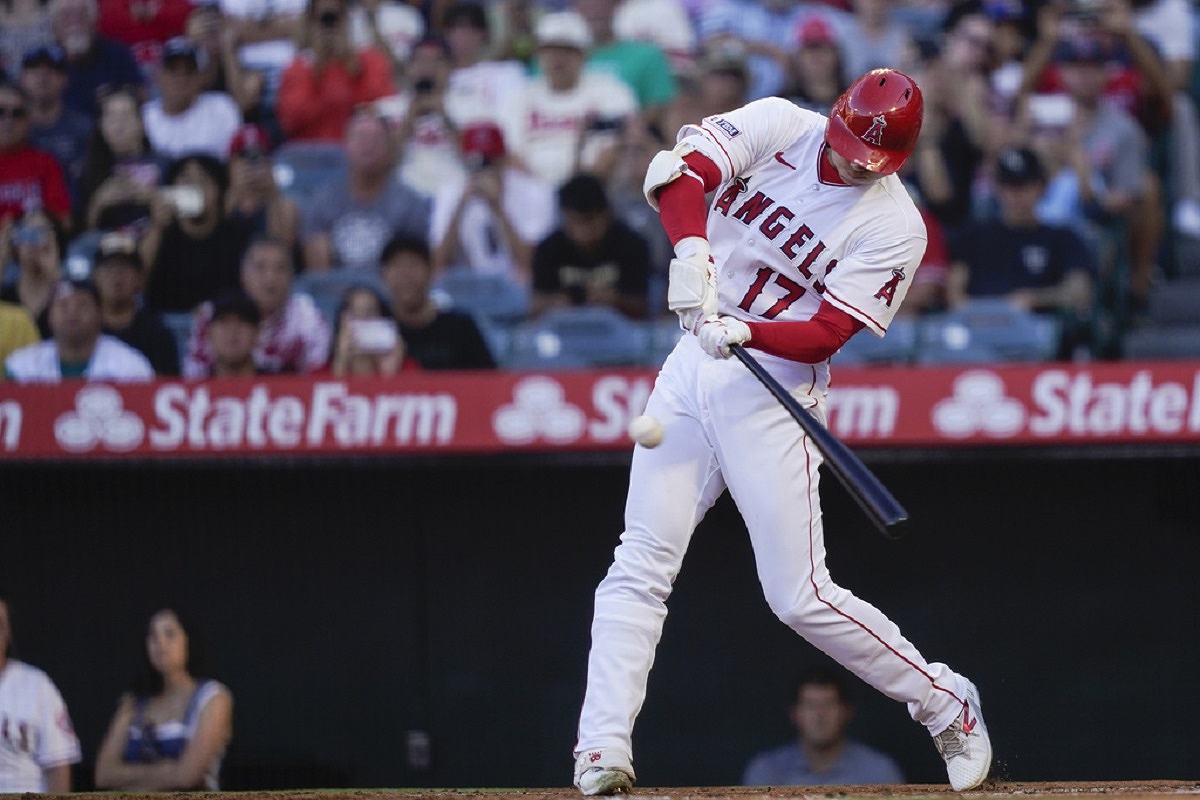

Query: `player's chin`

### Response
(845, 169, 885, 186)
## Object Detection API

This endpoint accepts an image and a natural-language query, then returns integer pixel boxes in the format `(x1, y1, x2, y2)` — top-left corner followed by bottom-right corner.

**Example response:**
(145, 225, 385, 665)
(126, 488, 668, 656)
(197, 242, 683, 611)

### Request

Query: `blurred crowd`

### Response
(1, 0, 1197, 382)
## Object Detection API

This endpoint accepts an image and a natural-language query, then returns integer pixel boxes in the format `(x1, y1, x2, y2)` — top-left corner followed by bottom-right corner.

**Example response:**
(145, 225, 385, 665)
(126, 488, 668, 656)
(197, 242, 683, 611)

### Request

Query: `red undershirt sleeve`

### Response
(744, 301, 865, 363)
(656, 152, 722, 246)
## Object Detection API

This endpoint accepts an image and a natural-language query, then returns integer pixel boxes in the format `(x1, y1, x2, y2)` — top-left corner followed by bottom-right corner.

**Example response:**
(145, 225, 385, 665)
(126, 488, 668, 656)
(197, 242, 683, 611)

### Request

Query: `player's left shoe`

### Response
(573, 749, 635, 795)
(933, 679, 992, 791)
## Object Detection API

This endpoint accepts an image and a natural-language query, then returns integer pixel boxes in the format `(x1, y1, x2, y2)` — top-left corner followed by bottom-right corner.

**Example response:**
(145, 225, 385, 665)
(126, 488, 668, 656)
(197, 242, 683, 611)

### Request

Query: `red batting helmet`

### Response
(825, 68, 923, 175)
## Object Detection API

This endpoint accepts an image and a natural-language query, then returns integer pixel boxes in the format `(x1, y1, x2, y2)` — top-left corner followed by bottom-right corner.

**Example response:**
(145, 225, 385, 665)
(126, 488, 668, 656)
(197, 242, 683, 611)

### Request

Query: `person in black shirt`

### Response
(948, 147, 1093, 315)
(91, 238, 181, 376)
(141, 154, 250, 312)
(532, 173, 649, 319)
(380, 235, 496, 370)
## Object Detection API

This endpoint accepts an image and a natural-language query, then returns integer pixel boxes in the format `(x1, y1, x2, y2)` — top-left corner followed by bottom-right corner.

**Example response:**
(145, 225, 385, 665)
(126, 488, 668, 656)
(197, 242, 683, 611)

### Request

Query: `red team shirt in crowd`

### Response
(0, 146, 71, 222)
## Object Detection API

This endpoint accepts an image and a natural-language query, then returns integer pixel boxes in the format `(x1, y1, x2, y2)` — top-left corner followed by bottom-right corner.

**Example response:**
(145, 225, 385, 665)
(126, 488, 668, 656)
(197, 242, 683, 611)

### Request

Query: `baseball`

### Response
(628, 414, 664, 448)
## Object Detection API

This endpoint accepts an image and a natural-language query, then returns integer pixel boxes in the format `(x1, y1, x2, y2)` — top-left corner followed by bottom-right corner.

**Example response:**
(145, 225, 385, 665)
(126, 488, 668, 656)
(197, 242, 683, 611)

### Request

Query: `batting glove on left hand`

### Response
(697, 316, 751, 359)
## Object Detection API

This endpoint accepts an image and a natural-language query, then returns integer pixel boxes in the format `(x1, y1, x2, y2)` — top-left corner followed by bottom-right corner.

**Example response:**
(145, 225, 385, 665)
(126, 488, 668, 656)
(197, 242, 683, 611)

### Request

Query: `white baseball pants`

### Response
(575, 335, 968, 764)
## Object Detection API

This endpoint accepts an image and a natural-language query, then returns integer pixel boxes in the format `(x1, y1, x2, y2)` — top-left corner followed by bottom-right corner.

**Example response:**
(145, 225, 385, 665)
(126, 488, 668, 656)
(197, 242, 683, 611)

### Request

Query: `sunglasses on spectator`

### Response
(0, 106, 27, 119)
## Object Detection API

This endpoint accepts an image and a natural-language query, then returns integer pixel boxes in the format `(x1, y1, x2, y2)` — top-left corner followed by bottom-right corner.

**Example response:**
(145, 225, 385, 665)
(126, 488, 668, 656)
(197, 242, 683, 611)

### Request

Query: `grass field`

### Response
(31, 782, 1200, 800)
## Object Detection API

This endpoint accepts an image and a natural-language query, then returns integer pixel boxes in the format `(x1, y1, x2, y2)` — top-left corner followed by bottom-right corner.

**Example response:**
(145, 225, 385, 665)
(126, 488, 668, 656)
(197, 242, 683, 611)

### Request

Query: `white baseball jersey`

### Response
(680, 97, 926, 387)
(0, 661, 81, 792)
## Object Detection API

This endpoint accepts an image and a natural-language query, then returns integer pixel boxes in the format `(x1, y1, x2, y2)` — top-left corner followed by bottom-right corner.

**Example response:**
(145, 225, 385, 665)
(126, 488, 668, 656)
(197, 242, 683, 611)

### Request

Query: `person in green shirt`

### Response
(577, 0, 676, 120)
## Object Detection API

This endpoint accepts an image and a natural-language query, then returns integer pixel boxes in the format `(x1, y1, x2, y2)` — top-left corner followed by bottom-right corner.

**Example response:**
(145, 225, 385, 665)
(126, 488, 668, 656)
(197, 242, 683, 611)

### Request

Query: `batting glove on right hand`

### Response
(697, 316, 751, 359)
(667, 236, 718, 333)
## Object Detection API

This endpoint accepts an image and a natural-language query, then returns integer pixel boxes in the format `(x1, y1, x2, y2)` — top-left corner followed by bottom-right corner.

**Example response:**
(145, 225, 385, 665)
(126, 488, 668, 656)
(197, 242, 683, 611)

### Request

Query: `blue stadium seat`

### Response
(160, 311, 196, 366)
(644, 316, 684, 366)
(917, 299, 1062, 363)
(1123, 325, 1200, 359)
(833, 317, 917, 365)
(433, 270, 530, 322)
(293, 271, 388, 327)
(506, 306, 649, 368)
(272, 142, 347, 203)
(1146, 277, 1200, 325)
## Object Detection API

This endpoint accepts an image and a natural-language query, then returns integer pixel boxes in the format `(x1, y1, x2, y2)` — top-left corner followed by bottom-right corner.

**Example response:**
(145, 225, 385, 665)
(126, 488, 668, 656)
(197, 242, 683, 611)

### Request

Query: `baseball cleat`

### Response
(933, 679, 992, 791)
(574, 749, 635, 795)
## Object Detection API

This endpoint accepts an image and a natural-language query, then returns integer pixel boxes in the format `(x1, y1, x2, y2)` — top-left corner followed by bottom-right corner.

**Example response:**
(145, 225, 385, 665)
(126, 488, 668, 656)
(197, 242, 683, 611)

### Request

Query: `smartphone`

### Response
(160, 185, 204, 218)
(1028, 94, 1075, 129)
(12, 224, 47, 247)
(349, 318, 399, 354)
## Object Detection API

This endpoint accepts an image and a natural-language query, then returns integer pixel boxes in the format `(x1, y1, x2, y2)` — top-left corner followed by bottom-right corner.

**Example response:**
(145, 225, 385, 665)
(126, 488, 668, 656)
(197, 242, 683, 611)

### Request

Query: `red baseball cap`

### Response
(229, 124, 273, 158)
(460, 122, 506, 161)
(797, 17, 837, 48)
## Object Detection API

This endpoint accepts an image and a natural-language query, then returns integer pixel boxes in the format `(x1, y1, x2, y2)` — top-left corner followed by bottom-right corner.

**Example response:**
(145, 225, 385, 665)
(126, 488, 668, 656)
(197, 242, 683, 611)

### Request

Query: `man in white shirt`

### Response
(431, 121, 556, 284)
(142, 37, 242, 159)
(442, 2, 527, 133)
(5, 280, 154, 383)
(512, 12, 637, 186)
(0, 591, 81, 793)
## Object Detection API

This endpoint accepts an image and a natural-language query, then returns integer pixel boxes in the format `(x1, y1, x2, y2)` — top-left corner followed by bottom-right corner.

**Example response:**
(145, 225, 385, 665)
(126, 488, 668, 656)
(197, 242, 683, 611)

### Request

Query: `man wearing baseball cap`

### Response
(431, 121, 555, 283)
(142, 36, 242, 159)
(948, 147, 1093, 322)
(19, 45, 92, 193)
(226, 123, 300, 252)
(4, 279, 153, 382)
(203, 290, 262, 378)
(92, 235, 181, 375)
(512, 11, 636, 186)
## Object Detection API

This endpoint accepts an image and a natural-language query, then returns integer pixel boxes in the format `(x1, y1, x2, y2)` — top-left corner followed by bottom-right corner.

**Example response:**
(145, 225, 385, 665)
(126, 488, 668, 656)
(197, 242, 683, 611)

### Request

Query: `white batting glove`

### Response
(667, 236, 718, 333)
(697, 316, 752, 359)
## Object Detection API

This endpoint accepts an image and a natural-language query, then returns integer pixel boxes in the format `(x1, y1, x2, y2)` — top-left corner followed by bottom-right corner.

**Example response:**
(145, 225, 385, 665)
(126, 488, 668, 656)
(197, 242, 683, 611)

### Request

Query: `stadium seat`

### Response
(160, 311, 195, 366)
(272, 142, 347, 203)
(506, 306, 649, 368)
(1123, 325, 1200, 359)
(433, 270, 530, 322)
(644, 317, 684, 366)
(293, 271, 389, 327)
(917, 299, 1062, 363)
(1145, 277, 1200, 325)
(833, 317, 917, 365)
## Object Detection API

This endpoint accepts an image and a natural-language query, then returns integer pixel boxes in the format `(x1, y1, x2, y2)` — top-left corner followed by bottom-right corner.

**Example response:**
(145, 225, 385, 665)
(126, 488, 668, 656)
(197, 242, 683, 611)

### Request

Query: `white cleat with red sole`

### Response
(934, 679, 993, 791)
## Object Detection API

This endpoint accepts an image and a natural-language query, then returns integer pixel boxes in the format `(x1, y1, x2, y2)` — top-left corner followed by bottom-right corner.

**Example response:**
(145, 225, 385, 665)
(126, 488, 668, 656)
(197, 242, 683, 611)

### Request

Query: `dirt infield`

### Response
(32, 781, 1199, 800)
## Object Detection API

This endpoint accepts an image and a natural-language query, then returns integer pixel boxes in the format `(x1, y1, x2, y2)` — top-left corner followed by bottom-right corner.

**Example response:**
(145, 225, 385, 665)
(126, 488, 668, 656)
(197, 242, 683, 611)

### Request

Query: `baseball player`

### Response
(572, 69, 992, 794)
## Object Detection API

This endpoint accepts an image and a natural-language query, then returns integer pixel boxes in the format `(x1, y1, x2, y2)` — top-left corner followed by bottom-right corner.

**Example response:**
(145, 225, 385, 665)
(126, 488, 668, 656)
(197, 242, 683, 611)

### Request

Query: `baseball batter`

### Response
(572, 69, 992, 794)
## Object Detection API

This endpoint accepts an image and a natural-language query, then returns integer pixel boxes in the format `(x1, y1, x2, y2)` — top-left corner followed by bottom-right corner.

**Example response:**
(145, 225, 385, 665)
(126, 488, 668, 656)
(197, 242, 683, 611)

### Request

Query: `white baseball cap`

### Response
(536, 12, 592, 50)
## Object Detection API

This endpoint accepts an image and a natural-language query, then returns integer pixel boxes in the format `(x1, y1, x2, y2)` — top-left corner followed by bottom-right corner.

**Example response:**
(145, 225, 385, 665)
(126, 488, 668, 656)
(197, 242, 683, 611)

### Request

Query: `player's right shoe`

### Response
(933, 679, 992, 791)
(573, 749, 635, 795)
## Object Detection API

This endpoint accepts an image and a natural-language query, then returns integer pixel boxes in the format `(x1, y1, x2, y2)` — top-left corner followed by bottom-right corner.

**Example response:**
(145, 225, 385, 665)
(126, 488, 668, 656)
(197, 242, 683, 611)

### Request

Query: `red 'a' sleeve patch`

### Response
(874, 269, 905, 307)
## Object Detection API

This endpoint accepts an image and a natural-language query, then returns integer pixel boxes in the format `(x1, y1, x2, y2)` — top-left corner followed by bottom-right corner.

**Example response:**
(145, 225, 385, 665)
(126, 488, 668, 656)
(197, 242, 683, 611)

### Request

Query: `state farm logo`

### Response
(492, 376, 586, 444)
(54, 386, 145, 452)
(932, 371, 1026, 439)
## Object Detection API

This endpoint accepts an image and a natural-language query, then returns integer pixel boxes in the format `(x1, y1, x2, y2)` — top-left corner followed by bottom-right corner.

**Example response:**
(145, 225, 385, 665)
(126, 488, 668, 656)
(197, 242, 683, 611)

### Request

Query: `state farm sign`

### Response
(1, 363, 1198, 459)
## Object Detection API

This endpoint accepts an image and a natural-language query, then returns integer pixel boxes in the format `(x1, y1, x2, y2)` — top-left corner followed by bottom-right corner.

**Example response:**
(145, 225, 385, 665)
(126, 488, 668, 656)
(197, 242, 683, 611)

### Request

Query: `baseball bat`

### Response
(729, 344, 908, 538)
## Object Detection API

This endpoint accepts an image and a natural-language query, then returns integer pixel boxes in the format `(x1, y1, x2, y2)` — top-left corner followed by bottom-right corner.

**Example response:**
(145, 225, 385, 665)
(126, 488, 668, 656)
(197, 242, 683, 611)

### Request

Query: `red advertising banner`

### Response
(1, 362, 1199, 459)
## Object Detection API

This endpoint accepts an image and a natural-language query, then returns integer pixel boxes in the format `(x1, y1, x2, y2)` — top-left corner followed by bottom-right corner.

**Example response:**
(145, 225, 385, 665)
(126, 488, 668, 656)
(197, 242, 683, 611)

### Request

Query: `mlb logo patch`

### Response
(711, 117, 741, 138)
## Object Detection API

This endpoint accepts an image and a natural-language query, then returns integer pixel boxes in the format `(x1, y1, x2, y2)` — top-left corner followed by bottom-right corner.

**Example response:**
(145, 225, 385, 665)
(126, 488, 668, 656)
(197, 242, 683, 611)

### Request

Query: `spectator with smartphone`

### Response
(0, 81, 70, 225)
(531, 173, 649, 319)
(0, 209, 66, 338)
(94, 608, 233, 791)
(276, 0, 395, 142)
(379, 234, 495, 370)
(330, 284, 415, 377)
(225, 124, 299, 252)
(376, 37, 466, 197)
(142, 37, 241, 159)
(50, 0, 143, 117)
(0, 590, 81, 793)
(4, 278, 153, 381)
(513, 12, 637, 187)
(431, 121, 555, 284)
(92, 234, 180, 375)
(19, 44, 92, 196)
(202, 290, 261, 378)
(184, 236, 330, 377)
(142, 154, 250, 312)
(303, 109, 431, 271)
(76, 86, 159, 231)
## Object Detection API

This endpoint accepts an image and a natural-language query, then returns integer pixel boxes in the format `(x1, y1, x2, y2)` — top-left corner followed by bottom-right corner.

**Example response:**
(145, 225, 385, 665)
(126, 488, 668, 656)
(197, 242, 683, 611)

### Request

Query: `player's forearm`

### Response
(743, 302, 864, 363)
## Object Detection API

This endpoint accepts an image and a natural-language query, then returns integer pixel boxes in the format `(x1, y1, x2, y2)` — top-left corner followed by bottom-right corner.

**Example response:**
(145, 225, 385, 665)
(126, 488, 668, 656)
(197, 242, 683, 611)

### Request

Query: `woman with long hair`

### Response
(0, 208, 66, 337)
(94, 608, 232, 791)
(76, 87, 160, 232)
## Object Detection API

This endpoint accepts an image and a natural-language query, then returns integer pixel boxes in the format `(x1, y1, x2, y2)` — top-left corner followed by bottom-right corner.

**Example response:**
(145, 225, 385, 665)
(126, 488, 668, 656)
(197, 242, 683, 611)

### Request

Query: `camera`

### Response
(349, 318, 399, 354)
(160, 185, 205, 218)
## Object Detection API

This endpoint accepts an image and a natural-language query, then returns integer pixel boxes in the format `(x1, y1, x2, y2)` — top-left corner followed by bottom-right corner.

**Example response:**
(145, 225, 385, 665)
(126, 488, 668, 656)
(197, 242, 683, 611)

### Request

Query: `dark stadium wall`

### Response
(2, 455, 1198, 789)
